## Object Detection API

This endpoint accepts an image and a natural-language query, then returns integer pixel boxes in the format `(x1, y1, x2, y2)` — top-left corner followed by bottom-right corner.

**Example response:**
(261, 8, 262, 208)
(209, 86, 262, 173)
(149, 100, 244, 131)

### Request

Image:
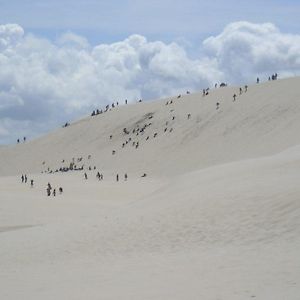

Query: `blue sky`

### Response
(1, 0, 299, 44)
(0, 0, 300, 144)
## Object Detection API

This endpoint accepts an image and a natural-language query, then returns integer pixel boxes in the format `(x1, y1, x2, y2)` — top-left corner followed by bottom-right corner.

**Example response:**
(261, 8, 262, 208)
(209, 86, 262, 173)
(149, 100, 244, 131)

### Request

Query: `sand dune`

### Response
(0, 77, 300, 299)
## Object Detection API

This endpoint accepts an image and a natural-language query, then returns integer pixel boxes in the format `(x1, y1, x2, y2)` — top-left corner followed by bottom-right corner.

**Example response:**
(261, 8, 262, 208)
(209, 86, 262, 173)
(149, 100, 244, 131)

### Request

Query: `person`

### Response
(116, 174, 119, 182)
(187, 113, 191, 119)
(24, 175, 27, 183)
(96, 172, 101, 180)
(84, 173, 88, 180)
(23, 137, 26, 142)
(256, 77, 260, 84)
(17, 139, 20, 143)
(53, 189, 56, 197)
(30, 179, 34, 187)
(245, 85, 248, 92)
(233, 94, 237, 101)
(21, 174, 24, 183)
(59, 187, 63, 194)
(47, 187, 51, 196)
(124, 173, 128, 181)
(125, 99, 128, 104)
(216, 102, 220, 109)
(141, 173, 147, 177)
(239, 87, 242, 95)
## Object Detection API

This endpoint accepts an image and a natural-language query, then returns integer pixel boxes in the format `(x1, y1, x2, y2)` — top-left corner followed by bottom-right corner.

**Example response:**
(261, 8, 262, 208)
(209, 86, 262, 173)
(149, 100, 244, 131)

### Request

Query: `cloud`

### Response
(0, 21, 300, 144)
(203, 21, 300, 82)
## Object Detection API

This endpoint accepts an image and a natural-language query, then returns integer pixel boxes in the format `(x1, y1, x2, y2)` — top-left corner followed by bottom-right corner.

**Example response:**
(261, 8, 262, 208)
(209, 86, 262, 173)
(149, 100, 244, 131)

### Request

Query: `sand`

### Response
(0, 77, 300, 299)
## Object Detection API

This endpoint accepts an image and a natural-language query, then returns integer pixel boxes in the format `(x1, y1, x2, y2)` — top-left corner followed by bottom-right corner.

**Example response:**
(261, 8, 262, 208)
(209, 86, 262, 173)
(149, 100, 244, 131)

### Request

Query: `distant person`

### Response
(30, 179, 34, 187)
(239, 87, 242, 95)
(256, 77, 260, 84)
(84, 173, 88, 180)
(124, 173, 128, 181)
(23, 137, 26, 142)
(116, 174, 119, 182)
(24, 175, 27, 183)
(21, 174, 24, 183)
(59, 187, 63, 194)
(245, 85, 248, 92)
(233, 94, 237, 101)
(141, 173, 147, 177)
(53, 189, 56, 197)
(17, 139, 20, 144)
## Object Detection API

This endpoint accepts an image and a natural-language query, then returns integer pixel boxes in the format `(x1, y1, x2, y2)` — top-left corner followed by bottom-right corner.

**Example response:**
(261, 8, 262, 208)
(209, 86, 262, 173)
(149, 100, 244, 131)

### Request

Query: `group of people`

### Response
(269, 73, 278, 81)
(17, 137, 26, 143)
(91, 99, 131, 117)
(46, 183, 63, 197)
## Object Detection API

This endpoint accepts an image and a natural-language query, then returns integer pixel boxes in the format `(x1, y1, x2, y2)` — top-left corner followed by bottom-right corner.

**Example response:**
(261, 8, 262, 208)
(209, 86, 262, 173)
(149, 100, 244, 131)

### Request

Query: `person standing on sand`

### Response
(30, 179, 34, 187)
(124, 173, 128, 181)
(96, 172, 101, 180)
(116, 174, 119, 182)
(84, 173, 88, 180)
(24, 175, 27, 183)
(53, 189, 56, 197)
(21, 175, 24, 183)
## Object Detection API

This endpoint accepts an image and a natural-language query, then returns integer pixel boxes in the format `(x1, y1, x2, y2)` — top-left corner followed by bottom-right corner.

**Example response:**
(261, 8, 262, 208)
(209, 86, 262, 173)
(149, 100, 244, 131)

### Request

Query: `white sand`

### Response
(0, 77, 300, 299)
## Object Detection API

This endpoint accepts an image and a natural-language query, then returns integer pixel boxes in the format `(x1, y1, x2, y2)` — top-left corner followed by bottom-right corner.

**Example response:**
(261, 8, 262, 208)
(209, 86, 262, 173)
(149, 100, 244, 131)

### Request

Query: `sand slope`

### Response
(1, 76, 300, 176)
(0, 77, 300, 299)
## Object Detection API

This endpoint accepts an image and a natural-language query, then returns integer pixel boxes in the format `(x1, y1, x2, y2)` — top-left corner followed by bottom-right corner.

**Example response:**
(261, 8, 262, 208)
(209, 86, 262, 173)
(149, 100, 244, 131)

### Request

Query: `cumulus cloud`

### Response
(0, 21, 300, 144)
(203, 21, 300, 82)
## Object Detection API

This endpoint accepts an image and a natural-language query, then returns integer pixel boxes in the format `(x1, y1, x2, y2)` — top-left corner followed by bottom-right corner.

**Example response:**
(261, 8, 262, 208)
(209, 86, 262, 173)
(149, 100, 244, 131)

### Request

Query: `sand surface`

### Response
(1, 77, 300, 299)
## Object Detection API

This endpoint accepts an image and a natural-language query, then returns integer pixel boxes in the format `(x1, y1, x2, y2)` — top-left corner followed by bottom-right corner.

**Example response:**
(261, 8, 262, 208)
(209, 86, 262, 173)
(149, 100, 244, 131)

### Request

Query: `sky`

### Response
(0, 0, 300, 144)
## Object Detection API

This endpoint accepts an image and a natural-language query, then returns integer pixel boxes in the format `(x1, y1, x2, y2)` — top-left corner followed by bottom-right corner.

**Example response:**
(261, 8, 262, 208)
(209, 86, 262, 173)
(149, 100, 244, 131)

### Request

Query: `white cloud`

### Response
(0, 21, 300, 144)
(203, 21, 300, 82)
